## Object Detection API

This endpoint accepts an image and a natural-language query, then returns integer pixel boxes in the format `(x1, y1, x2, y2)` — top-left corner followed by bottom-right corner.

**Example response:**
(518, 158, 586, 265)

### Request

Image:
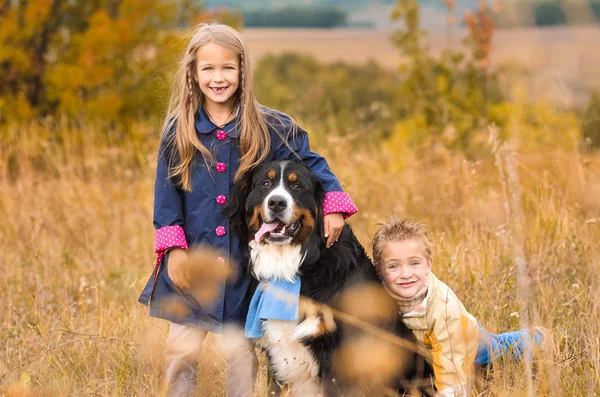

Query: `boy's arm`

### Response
(273, 128, 357, 219)
(427, 302, 478, 397)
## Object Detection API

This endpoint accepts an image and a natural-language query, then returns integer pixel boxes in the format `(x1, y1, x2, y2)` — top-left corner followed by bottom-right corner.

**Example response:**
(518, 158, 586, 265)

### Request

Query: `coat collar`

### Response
(401, 272, 433, 319)
(195, 105, 241, 138)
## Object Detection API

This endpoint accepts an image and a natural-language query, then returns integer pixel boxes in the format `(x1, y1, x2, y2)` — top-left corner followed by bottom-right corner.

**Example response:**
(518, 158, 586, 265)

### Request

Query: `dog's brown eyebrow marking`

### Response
(267, 170, 276, 179)
(288, 173, 297, 182)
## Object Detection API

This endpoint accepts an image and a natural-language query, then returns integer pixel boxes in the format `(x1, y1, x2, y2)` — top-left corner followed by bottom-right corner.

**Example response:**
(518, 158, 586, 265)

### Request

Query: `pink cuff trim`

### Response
(323, 191, 358, 219)
(155, 225, 188, 253)
(153, 225, 188, 282)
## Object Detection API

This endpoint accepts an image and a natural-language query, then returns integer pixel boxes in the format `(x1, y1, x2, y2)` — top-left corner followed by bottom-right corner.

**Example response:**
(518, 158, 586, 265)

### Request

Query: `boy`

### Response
(371, 217, 549, 397)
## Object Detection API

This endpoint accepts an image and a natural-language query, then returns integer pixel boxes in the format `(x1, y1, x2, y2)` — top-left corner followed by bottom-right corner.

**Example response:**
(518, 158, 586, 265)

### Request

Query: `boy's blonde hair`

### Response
(371, 216, 433, 269)
(163, 23, 290, 191)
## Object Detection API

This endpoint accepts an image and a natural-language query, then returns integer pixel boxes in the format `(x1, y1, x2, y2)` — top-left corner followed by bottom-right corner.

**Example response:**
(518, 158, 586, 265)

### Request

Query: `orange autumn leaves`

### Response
(464, 0, 498, 70)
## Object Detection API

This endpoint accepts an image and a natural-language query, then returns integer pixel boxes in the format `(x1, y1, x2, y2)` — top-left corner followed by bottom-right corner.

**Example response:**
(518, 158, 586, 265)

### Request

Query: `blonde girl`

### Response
(138, 23, 358, 397)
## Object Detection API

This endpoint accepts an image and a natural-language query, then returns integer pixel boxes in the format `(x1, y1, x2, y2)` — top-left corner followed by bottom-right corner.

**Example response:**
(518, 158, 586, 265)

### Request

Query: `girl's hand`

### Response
(324, 213, 344, 248)
(167, 248, 190, 289)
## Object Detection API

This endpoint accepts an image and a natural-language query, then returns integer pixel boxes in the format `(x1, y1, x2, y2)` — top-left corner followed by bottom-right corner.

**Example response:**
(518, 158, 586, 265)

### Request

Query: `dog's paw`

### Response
(293, 297, 337, 340)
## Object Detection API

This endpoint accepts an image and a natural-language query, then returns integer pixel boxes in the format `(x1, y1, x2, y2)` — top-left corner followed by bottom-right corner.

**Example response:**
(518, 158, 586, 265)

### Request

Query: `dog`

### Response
(226, 160, 432, 396)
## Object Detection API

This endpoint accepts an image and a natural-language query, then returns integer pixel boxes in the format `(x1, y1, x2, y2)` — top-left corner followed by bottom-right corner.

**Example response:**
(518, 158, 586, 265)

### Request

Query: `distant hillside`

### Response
(204, 0, 479, 12)
(203, 0, 476, 30)
(204, 0, 396, 10)
(204, 1, 600, 30)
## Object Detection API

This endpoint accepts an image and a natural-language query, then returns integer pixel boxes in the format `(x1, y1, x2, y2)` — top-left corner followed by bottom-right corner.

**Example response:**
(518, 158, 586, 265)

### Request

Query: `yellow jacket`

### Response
(401, 272, 479, 397)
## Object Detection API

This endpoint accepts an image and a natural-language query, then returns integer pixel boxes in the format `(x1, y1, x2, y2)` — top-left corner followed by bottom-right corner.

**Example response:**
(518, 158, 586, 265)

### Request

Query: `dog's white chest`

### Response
(249, 241, 304, 282)
(262, 320, 321, 393)
(248, 238, 322, 394)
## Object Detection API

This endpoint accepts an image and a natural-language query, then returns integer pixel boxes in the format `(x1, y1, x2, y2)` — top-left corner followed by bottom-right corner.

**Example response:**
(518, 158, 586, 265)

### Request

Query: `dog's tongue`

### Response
(255, 222, 280, 243)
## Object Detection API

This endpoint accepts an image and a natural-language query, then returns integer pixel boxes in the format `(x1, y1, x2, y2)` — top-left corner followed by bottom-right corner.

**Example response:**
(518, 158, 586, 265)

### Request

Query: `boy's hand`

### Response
(324, 213, 344, 248)
(167, 248, 190, 289)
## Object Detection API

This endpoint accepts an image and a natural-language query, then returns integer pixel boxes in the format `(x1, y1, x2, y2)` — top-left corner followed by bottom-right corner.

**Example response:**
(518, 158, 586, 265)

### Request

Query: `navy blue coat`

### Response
(138, 107, 345, 332)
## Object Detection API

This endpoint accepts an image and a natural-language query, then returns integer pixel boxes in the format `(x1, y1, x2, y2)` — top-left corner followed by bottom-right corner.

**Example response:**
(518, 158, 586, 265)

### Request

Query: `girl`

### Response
(137, 23, 357, 397)
(371, 217, 550, 397)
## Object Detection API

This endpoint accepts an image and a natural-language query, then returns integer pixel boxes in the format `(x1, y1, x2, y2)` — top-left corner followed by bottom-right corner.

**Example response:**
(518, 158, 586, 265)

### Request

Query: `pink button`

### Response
(216, 130, 227, 140)
(215, 226, 226, 236)
(216, 195, 227, 205)
(217, 256, 225, 264)
(216, 163, 227, 172)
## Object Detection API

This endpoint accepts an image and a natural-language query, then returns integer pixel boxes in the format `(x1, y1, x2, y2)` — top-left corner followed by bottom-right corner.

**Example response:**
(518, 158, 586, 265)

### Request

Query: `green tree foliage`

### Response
(0, 0, 208, 124)
(204, 0, 395, 9)
(254, 53, 398, 139)
(243, 7, 347, 28)
(534, 2, 567, 26)
(582, 91, 600, 148)
(495, 1, 600, 28)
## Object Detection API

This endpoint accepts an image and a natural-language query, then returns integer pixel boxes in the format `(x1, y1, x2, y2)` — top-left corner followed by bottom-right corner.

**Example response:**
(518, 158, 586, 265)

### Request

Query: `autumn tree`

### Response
(0, 0, 242, 124)
(389, 0, 502, 150)
(464, 0, 497, 118)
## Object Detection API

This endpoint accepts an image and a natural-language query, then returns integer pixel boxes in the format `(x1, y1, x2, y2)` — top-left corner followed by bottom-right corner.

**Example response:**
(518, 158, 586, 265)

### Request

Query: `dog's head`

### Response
(227, 160, 325, 249)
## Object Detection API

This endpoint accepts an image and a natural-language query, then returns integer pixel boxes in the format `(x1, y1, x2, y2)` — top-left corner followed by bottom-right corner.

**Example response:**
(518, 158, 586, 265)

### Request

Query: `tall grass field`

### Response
(1, 114, 599, 396)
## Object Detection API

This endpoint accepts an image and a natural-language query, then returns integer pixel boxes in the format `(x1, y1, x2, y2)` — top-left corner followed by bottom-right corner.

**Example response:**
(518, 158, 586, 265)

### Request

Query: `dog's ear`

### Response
(223, 169, 254, 238)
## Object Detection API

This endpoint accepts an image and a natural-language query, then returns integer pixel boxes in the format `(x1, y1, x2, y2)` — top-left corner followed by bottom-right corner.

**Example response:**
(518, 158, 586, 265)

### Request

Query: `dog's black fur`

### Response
(226, 161, 433, 396)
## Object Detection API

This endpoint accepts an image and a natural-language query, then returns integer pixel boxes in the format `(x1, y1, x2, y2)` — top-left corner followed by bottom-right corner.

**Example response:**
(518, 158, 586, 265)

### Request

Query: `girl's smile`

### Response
(210, 86, 229, 94)
(196, 43, 240, 111)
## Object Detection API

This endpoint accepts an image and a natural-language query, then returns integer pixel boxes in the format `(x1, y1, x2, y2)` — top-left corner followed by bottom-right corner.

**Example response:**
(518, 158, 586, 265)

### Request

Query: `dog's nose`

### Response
(268, 196, 288, 213)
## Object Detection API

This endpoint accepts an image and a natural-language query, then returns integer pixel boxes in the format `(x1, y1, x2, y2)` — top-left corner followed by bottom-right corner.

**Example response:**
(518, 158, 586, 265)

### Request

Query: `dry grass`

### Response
(0, 116, 599, 396)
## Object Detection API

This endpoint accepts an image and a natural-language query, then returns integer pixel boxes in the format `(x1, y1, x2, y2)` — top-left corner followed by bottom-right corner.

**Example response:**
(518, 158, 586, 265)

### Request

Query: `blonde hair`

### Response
(371, 216, 433, 270)
(162, 23, 287, 191)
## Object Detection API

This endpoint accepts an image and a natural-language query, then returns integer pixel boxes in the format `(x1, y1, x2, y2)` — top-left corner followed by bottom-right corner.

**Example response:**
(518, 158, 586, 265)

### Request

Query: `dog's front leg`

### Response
(292, 297, 337, 340)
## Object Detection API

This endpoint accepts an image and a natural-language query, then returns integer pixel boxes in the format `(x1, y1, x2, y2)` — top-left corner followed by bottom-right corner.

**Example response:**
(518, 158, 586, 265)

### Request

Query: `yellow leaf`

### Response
(18, 371, 31, 385)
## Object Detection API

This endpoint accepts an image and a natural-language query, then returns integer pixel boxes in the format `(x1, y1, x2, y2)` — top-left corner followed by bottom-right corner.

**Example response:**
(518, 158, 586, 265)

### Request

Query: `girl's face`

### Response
(195, 43, 240, 110)
(379, 239, 432, 299)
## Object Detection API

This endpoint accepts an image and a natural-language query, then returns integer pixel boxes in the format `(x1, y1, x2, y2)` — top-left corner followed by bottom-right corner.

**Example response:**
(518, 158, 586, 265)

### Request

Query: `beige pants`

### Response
(165, 323, 258, 397)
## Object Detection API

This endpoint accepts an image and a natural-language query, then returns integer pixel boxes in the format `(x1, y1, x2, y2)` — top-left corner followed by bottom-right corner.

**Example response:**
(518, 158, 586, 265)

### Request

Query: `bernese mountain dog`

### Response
(226, 160, 433, 396)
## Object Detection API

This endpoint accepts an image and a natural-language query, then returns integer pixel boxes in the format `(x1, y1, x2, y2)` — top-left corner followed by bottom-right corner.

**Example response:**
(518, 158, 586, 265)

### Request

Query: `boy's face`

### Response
(379, 239, 432, 299)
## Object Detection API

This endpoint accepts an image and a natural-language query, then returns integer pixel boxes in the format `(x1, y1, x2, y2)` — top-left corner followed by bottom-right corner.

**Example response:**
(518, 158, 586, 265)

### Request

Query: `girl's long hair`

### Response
(163, 23, 282, 191)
